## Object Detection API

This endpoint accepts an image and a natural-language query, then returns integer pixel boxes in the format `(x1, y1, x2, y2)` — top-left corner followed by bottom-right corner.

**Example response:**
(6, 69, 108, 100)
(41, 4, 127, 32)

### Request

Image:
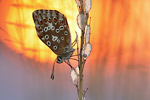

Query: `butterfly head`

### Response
(56, 56, 63, 64)
(56, 47, 75, 63)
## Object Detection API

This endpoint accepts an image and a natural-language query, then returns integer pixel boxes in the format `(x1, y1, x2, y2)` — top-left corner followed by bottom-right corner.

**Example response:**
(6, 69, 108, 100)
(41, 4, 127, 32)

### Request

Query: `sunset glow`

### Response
(2, 0, 80, 63)
(0, 0, 150, 68)
(1, 1, 150, 100)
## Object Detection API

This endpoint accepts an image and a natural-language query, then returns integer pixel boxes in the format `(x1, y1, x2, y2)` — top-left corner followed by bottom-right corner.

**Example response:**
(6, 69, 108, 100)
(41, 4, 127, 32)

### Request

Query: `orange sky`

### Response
(0, 0, 150, 70)
(1, 1, 150, 100)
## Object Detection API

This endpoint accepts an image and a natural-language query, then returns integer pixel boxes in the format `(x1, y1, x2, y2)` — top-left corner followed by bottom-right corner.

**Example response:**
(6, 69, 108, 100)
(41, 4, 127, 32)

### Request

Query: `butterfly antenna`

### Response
(51, 58, 57, 80)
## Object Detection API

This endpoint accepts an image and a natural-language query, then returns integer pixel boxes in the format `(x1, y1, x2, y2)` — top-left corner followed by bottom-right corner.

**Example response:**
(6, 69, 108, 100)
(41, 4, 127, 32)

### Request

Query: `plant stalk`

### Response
(78, 0, 85, 99)
(77, 0, 91, 99)
(78, 30, 84, 100)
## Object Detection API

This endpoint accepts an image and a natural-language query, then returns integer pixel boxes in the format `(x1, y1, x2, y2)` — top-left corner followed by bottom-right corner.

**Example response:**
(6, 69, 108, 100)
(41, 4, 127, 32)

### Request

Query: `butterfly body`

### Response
(32, 9, 74, 63)
(57, 48, 75, 63)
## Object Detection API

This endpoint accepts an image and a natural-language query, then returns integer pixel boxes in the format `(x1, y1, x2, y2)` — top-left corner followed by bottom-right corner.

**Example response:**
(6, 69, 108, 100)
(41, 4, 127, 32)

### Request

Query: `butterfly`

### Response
(32, 9, 77, 80)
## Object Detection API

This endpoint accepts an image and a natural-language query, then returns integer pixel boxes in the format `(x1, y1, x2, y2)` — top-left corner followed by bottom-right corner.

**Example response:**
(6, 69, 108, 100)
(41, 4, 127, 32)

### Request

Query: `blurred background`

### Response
(0, 0, 150, 100)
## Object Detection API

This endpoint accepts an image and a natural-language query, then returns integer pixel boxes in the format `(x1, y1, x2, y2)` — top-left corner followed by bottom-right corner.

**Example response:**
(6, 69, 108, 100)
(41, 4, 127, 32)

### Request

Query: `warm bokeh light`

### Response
(1, 0, 80, 63)
(0, 0, 150, 68)
(89, 0, 150, 68)
(1, 0, 150, 100)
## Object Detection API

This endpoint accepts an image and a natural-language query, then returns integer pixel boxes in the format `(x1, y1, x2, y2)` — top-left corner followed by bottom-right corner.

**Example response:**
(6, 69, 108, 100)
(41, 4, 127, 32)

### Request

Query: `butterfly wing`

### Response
(32, 9, 72, 55)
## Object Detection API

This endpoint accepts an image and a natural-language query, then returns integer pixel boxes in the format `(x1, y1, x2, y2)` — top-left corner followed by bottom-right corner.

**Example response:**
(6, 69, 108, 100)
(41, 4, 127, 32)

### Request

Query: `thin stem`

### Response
(77, 0, 91, 99)
(75, 31, 80, 63)
(78, 30, 84, 100)
(78, 0, 85, 99)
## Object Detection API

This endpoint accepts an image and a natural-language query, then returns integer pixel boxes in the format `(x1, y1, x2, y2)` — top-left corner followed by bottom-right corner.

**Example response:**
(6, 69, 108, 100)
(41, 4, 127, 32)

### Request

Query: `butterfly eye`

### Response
(43, 18, 47, 22)
(53, 17, 58, 23)
(59, 26, 64, 30)
(53, 46, 57, 50)
(48, 18, 52, 23)
(51, 26, 55, 30)
(37, 26, 42, 30)
(64, 31, 68, 35)
(57, 39, 60, 43)
(53, 17, 56, 21)
(44, 27, 49, 32)
(39, 20, 43, 24)
(45, 35, 49, 39)
(59, 19, 65, 25)
(47, 41, 51, 46)
(56, 29, 60, 33)
(47, 26, 51, 30)
(61, 37, 64, 40)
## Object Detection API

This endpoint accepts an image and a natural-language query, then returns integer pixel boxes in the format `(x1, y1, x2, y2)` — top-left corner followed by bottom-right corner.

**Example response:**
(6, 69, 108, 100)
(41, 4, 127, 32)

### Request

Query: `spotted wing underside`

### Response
(32, 9, 71, 55)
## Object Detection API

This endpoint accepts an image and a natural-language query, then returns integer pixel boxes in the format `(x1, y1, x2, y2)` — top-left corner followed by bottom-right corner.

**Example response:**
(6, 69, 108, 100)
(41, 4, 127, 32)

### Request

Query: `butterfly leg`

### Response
(70, 54, 80, 57)
(69, 57, 79, 62)
(67, 59, 70, 64)
(71, 39, 77, 47)
(64, 60, 73, 69)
